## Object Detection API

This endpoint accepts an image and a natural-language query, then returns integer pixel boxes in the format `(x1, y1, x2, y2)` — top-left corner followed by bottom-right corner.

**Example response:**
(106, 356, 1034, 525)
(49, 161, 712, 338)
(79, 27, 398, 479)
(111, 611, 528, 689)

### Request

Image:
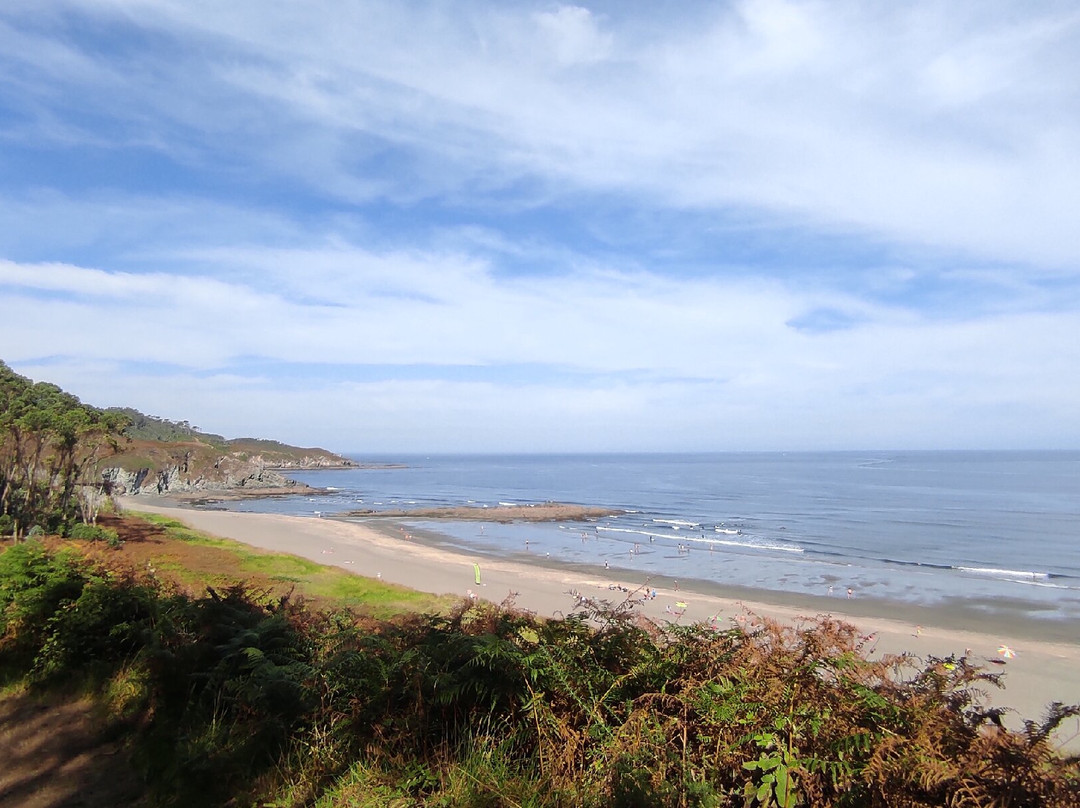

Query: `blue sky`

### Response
(2, 1, 1079, 452)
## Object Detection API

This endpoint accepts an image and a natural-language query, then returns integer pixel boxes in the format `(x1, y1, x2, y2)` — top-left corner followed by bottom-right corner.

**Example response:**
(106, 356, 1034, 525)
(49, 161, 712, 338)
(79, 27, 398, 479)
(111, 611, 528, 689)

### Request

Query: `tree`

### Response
(0, 361, 128, 538)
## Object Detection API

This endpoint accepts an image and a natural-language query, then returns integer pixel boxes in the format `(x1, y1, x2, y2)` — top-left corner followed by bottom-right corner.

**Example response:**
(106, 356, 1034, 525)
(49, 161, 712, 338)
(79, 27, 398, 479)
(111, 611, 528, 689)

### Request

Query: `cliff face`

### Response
(101, 437, 354, 498)
(102, 462, 298, 497)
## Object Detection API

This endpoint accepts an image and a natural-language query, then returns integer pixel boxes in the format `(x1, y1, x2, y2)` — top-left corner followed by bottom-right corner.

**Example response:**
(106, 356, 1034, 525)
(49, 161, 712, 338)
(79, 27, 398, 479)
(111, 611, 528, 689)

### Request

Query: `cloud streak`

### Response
(1, 2, 1078, 450)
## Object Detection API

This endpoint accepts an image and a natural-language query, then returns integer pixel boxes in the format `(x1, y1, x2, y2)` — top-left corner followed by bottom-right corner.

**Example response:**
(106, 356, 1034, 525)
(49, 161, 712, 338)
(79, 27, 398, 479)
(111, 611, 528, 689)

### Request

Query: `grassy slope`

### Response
(92, 511, 455, 618)
(0, 514, 455, 808)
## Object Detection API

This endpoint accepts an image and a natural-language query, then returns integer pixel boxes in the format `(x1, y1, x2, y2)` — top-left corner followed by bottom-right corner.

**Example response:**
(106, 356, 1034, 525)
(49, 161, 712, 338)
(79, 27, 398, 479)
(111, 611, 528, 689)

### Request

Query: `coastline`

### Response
(119, 497, 1080, 750)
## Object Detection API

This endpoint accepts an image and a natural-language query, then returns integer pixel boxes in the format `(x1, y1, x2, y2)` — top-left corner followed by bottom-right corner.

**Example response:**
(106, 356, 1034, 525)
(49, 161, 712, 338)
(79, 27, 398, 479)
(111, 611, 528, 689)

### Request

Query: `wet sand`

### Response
(120, 497, 1080, 750)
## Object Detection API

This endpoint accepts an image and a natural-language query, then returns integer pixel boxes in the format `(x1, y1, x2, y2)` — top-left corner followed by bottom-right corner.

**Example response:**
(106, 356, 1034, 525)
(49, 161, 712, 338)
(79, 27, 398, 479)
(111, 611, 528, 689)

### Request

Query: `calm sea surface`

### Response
(212, 452, 1080, 622)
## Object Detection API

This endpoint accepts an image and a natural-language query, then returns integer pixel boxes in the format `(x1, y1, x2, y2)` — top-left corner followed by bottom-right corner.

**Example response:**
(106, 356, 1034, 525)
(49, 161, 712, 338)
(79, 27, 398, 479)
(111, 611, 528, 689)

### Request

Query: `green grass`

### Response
(129, 511, 454, 616)
(109, 454, 155, 472)
(137, 513, 236, 547)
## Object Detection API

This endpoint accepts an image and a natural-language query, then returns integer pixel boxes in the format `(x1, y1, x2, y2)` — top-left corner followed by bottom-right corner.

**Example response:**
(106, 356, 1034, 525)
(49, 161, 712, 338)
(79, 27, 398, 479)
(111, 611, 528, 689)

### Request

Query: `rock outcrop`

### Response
(102, 461, 301, 497)
(98, 427, 355, 500)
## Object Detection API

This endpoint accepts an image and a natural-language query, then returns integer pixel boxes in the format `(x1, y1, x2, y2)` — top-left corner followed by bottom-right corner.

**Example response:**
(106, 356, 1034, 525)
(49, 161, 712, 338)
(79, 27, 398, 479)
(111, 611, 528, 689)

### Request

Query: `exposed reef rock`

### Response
(340, 503, 623, 523)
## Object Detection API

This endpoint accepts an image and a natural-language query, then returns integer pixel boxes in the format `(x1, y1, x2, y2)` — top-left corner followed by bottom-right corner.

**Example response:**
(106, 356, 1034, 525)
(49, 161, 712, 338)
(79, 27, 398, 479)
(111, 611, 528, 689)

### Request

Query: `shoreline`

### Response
(119, 497, 1080, 750)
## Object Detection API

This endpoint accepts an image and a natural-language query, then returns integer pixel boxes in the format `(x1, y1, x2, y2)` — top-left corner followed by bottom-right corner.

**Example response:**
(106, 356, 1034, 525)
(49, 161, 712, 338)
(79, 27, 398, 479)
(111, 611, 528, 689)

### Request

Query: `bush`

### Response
(2, 541, 1079, 807)
(68, 522, 120, 545)
(0, 541, 87, 668)
(32, 576, 160, 683)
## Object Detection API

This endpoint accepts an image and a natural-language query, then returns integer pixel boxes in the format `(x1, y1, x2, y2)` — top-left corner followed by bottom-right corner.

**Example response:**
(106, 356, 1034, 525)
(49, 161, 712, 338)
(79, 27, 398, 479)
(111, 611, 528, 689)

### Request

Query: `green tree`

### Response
(0, 361, 128, 537)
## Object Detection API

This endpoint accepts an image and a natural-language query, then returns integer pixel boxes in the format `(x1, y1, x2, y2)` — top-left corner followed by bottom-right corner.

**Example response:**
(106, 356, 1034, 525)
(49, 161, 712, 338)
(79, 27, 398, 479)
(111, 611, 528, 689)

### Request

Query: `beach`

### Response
(121, 497, 1080, 750)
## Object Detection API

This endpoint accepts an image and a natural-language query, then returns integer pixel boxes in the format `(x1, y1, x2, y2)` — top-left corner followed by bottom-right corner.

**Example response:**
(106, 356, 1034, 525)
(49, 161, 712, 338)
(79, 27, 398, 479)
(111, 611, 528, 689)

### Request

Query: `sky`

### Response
(2, 1, 1079, 453)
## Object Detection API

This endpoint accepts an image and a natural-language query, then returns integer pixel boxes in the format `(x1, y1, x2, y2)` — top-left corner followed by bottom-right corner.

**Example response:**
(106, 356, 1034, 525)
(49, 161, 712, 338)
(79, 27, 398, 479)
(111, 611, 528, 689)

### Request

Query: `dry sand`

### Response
(120, 498, 1080, 751)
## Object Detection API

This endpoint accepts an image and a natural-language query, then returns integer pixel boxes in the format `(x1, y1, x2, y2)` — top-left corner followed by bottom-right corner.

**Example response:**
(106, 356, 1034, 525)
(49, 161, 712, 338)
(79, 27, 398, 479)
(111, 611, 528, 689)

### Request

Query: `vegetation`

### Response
(3, 363, 1077, 804)
(107, 407, 227, 447)
(100, 408, 353, 492)
(129, 512, 450, 616)
(1, 520, 1078, 807)
(1, 362, 352, 529)
(0, 361, 128, 538)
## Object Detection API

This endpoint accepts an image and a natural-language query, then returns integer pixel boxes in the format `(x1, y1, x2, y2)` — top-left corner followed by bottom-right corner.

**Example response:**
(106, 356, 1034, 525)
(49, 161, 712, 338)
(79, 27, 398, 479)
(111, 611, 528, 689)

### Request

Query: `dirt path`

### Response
(0, 693, 143, 808)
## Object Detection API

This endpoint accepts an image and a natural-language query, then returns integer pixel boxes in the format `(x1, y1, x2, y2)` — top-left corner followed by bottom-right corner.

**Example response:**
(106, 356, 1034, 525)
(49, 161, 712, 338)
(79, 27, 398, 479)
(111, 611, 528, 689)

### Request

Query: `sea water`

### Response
(212, 451, 1080, 622)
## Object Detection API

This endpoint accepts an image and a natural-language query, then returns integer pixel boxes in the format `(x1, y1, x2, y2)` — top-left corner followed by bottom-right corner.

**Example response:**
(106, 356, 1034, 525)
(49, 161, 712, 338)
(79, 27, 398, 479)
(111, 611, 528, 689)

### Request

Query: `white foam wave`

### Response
(691, 535, 804, 554)
(598, 526, 671, 539)
(1011, 579, 1076, 590)
(653, 519, 700, 528)
(956, 566, 1049, 580)
(598, 526, 803, 554)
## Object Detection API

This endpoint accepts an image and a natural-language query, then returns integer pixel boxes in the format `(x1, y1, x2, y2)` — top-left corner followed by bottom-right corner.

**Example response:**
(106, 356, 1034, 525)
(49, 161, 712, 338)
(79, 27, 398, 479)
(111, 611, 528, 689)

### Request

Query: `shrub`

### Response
(68, 522, 120, 544)
(32, 575, 160, 683)
(0, 541, 87, 669)
(2, 541, 1079, 807)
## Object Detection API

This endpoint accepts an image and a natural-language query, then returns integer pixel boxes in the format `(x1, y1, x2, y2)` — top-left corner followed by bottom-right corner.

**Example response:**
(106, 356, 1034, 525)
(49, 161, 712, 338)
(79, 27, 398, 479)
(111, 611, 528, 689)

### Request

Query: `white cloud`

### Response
(5, 255, 1079, 450)
(8, 1, 1077, 266)
(3, 2, 1080, 450)
(533, 6, 613, 67)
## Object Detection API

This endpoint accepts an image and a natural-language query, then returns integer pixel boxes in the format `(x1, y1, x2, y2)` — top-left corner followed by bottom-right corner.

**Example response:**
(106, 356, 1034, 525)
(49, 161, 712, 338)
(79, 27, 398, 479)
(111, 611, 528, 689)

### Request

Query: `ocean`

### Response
(211, 451, 1080, 623)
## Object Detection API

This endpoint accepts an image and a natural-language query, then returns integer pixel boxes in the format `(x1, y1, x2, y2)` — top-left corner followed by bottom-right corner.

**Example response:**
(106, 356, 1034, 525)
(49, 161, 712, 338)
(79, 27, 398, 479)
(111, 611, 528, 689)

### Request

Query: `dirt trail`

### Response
(0, 694, 143, 808)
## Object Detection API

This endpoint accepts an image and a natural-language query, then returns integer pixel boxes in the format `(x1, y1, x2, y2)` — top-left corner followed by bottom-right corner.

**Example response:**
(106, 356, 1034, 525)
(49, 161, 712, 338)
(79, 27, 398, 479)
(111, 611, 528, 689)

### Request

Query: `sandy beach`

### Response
(120, 498, 1080, 751)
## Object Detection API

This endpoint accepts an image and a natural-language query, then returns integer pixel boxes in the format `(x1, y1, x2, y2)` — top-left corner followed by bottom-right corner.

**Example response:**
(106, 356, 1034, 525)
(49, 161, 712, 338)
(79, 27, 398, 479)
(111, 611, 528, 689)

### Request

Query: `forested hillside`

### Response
(0, 361, 127, 537)
(0, 361, 352, 536)
(107, 407, 227, 446)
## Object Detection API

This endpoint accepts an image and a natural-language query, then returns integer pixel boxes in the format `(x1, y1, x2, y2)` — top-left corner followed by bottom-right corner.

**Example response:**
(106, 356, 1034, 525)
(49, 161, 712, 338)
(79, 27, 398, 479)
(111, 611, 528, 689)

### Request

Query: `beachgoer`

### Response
(847, 588, 854, 599)
(604, 560, 609, 570)
(674, 580, 679, 591)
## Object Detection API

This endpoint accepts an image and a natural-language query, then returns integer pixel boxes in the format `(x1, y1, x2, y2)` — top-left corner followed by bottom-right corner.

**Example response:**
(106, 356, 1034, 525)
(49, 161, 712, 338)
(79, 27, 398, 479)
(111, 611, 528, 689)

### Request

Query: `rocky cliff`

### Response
(102, 461, 302, 498)
(101, 436, 354, 499)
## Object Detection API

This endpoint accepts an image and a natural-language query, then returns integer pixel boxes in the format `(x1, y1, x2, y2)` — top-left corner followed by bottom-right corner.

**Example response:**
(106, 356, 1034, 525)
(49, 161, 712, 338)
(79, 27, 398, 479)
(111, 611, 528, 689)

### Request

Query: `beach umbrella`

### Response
(997, 644, 1016, 659)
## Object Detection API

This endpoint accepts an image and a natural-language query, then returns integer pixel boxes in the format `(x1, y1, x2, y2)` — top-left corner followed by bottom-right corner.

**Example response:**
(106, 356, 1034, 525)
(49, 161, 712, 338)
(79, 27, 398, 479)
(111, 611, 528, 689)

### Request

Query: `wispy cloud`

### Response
(1, 1, 1078, 450)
